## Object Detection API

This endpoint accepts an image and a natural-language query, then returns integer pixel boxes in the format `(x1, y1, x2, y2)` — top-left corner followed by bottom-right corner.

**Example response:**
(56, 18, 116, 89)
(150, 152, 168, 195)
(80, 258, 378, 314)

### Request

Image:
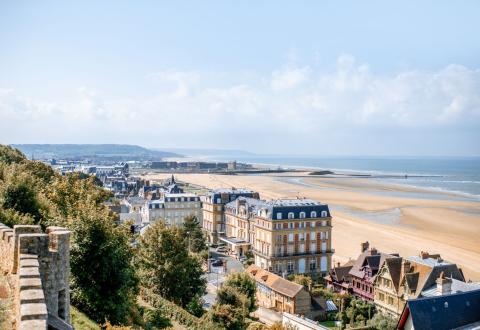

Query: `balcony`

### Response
(253, 249, 334, 259)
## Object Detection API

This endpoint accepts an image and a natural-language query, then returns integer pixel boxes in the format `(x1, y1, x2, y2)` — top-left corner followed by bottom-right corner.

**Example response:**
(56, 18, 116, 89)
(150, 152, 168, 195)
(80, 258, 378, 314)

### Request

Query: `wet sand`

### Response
(143, 172, 480, 280)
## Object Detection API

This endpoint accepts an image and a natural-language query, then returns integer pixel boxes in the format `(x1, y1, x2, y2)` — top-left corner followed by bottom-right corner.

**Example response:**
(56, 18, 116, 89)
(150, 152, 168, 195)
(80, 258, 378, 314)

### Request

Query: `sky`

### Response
(1, 1, 479, 156)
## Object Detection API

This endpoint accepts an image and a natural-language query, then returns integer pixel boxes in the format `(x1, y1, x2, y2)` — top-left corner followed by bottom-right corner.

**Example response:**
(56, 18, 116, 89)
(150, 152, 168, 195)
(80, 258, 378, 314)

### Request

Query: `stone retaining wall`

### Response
(0, 223, 71, 330)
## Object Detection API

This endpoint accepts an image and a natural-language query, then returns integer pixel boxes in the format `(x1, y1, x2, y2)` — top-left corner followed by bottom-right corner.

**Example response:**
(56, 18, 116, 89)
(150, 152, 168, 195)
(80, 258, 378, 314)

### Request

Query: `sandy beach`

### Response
(144, 172, 480, 281)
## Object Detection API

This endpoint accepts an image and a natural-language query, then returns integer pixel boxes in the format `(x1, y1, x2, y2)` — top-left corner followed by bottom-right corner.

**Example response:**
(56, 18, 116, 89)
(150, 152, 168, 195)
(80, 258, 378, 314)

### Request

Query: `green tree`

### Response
(182, 215, 207, 253)
(137, 221, 206, 308)
(292, 274, 313, 291)
(70, 203, 139, 325)
(367, 312, 397, 330)
(0, 180, 42, 221)
(222, 272, 257, 313)
(209, 284, 252, 330)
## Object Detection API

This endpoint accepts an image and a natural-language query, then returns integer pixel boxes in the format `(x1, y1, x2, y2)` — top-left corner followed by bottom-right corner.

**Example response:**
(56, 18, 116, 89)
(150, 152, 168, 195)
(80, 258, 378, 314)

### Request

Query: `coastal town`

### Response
(2, 150, 477, 330)
(3, 1, 480, 329)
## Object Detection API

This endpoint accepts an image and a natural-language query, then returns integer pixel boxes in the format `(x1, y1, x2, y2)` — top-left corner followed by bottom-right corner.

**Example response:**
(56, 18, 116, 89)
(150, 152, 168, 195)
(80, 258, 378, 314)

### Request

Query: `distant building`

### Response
(201, 188, 260, 243)
(225, 197, 333, 276)
(142, 193, 202, 227)
(397, 289, 480, 330)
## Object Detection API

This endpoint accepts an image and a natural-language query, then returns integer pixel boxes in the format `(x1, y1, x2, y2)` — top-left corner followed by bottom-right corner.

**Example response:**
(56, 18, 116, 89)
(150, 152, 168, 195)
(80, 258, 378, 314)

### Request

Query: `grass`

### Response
(319, 320, 338, 328)
(71, 305, 100, 330)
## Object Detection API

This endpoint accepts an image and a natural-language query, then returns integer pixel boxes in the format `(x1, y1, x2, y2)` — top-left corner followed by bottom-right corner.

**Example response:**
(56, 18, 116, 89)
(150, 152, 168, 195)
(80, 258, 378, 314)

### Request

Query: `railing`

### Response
(253, 249, 335, 259)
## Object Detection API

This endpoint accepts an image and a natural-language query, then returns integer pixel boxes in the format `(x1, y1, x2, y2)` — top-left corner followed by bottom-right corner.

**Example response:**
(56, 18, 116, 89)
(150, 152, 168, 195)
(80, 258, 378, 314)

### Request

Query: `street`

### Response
(202, 248, 245, 309)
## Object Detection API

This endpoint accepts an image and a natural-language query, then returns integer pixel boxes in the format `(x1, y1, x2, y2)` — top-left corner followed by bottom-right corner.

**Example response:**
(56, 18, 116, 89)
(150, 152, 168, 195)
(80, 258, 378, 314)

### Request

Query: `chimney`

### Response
(337, 262, 341, 268)
(420, 251, 430, 259)
(436, 271, 452, 295)
(403, 260, 411, 274)
(361, 241, 370, 253)
(370, 247, 378, 255)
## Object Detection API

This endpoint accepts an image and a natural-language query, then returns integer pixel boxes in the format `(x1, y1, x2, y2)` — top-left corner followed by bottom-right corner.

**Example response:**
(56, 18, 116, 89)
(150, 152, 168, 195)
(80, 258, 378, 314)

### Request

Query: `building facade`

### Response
(373, 252, 466, 317)
(142, 193, 202, 227)
(225, 197, 333, 276)
(201, 188, 259, 243)
(349, 242, 396, 301)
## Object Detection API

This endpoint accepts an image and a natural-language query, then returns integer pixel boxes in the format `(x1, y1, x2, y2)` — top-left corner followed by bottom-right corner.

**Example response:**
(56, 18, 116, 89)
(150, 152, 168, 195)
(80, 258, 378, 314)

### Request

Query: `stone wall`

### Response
(0, 223, 72, 330)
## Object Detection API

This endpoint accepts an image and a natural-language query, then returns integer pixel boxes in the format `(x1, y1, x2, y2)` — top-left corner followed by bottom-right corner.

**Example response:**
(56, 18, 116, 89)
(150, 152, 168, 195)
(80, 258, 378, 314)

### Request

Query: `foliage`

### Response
(137, 221, 206, 308)
(311, 287, 333, 300)
(210, 283, 252, 330)
(222, 272, 257, 313)
(292, 274, 313, 290)
(142, 289, 219, 330)
(0, 208, 35, 228)
(246, 322, 267, 330)
(70, 305, 101, 330)
(336, 298, 376, 327)
(182, 215, 207, 253)
(269, 322, 298, 330)
(186, 295, 205, 317)
(70, 203, 139, 325)
(0, 145, 25, 165)
(142, 308, 172, 329)
(367, 312, 398, 330)
(209, 303, 247, 330)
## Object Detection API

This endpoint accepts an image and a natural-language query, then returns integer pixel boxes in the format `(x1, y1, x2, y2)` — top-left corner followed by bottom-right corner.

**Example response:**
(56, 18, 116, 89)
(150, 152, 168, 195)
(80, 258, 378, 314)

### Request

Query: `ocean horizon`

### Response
(206, 155, 480, 200)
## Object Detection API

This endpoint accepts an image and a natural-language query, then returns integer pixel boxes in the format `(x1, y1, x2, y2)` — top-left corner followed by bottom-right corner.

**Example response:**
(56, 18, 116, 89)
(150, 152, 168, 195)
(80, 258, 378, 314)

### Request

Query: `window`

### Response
(288, 212, 294, 219)
(321, 211, 328, 217)
(299, 212, 306, 219)
(309, 259, 316, 270)
(58, 289, 66, 320)
(276, 235, 282, 242)
(379, 293, 385, 301)
(310, 211, 317, 218)
(289, 222, 294, 229)
(287, 261, 294, 272)
(288, 233, 294, 242)
(277, 212, 283, 220)
(388, 296, 394, 305)
(322, 221, 327, 227)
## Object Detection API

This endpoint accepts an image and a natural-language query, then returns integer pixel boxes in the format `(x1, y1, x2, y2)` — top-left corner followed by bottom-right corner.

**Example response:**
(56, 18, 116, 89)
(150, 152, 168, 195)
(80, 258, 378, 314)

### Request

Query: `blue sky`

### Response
(1, 1, 479, 155)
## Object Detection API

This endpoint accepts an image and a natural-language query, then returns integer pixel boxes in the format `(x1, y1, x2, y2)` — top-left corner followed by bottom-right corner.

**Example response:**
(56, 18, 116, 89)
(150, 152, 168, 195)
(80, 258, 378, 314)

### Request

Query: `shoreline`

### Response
(161, 156, 480, 201)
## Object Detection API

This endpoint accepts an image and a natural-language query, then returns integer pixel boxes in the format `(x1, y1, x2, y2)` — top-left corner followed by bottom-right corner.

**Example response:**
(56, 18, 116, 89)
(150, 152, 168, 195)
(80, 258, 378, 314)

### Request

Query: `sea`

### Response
(206, 156, 480, 201)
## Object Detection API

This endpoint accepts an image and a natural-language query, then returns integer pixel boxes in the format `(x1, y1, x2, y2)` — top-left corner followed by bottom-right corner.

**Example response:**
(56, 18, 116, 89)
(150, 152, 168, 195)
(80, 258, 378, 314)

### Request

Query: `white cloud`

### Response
(1, 55, 479, 154)
(271, 66, 310, 90)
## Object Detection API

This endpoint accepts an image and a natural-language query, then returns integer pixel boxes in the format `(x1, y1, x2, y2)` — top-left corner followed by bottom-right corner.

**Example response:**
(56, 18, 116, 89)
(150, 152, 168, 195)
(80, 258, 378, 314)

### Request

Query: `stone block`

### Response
(19, 277, 42, 290)
(19, 319, 47, 330)
(20, 289, 45, 304)
(20, 258, 40, 268)
(20, 302, 48, 320)
(19, 266, 40, 278)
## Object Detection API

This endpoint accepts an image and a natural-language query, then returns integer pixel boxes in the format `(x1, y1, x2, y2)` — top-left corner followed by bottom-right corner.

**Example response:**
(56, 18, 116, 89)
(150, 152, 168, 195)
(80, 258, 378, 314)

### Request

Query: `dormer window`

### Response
(310, 211, 317, 218)
(299, 212, 306, 219)
(288, 212, 294, 219)
(321, 211, 328, 217)
(277, 212, 282, 220)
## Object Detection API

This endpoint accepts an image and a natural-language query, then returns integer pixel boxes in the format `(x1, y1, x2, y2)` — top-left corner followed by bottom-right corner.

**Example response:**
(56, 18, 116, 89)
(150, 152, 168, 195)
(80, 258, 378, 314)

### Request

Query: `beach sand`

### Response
(143, 172, 480, 280)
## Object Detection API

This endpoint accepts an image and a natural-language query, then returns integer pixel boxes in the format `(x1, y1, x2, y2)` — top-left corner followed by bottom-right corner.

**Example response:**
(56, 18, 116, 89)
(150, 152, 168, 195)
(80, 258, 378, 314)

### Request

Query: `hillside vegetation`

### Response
(11, 144, 180, 161)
